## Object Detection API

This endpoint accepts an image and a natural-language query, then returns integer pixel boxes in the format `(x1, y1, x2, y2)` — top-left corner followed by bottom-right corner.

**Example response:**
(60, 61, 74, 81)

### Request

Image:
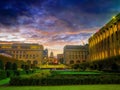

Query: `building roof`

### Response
(0, 43, 43, 49)
(89, 13, 120, 41)
(64, 44, 88, 49)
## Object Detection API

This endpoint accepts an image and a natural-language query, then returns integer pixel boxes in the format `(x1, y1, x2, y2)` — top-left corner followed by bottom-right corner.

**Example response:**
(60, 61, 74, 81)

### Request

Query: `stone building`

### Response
(42, 49, 48, 64)
(57, 54, 64, 64)
(48, 51, 55, 64)
(89, 13, 120, 61)
(0, 43, 44, 65)
(64, 44, 89, 65)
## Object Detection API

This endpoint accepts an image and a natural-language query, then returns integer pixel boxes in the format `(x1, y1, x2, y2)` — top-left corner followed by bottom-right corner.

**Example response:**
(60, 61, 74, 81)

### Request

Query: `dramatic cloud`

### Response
(0, 0, 120, 56)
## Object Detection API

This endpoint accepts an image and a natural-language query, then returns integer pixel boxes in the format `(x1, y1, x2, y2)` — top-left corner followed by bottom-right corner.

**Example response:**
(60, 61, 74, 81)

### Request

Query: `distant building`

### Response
(0, 43, 44, 65)
(64, 44, 89, 65)
(42, 49, 48, 64)
(43, 49, 48, 58)
(50, 51, 54, 58)
(48, 51, 55, 64)
(89, 13, 120, 61)
(57, 54, 64, 64)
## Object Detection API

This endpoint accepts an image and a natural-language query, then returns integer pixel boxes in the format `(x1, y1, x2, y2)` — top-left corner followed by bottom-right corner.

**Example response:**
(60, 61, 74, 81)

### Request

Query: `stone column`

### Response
(117, 21, 120, 55)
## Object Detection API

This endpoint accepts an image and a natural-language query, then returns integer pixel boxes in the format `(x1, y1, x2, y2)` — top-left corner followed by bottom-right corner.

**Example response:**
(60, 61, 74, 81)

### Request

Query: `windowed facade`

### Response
(89, 13, 120, 61)
(64, 45, 89, 65)
(0, 43, 44, 65)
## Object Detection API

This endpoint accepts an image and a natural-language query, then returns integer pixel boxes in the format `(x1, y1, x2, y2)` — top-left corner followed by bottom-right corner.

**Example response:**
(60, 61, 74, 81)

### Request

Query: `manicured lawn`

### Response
(0, 78, 10, 86)
(0, 85, 120, 90)
(52, 71, 102, 75)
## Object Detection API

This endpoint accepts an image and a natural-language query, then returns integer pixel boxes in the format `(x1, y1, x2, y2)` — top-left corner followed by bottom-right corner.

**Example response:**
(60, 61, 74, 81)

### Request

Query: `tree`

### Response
(12, 63, 17, 70)
(0, 60, 4, 70)
(111, 63, 119, 72)
(21, 64, 25, 69)
(24, 65, 30, 74)
(72, 64, 80, 69)
(24, 65, 30, 70)
(5, 62, 12, 70)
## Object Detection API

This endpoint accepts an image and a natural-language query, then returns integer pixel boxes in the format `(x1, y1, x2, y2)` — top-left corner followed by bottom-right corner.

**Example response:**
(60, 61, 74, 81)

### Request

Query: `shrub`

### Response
(5, 62, 12, 70)
(0, 60, 4, 70)
(72, 55, 120, 72)
(9, 73, 120, 86)
(0, 70, 7, 80)
(12, 63, 18, 70)
(6, 70, 14, 77)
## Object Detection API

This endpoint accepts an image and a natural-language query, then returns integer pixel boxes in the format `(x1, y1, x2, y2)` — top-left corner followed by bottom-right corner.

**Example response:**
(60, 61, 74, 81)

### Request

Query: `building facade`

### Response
(89, 13, 120, 61)
(48, 51, 55, 64)
(57, 54, 64, 64)
(0, 43, 44, 65)
(42, 49, 48, 64)
(64, 45, 89, 65)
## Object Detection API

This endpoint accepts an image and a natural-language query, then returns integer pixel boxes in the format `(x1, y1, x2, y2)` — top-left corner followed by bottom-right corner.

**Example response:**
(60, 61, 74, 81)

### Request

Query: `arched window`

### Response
(70, 60, 74, 64)
(33, 60, 38, 65)
(76, 60, 80, 64)
(27, 60, 31, 65)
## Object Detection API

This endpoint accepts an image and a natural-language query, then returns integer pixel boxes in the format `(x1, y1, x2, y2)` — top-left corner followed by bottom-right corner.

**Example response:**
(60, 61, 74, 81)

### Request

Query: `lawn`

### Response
(0, 78, 10, 86)
(52, 70, 102, 75)
(0, 85, 120, 90)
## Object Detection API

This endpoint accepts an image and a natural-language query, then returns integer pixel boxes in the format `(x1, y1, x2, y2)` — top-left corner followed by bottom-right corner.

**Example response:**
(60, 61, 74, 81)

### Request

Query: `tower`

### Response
(50, 51, 54, 58)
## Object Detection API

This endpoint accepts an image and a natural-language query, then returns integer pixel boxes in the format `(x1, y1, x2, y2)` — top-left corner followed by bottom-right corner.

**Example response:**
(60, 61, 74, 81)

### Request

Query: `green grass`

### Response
(0, 78, 10, 86)
(0, 85, 120, 90)
(53, 71, 102, 75)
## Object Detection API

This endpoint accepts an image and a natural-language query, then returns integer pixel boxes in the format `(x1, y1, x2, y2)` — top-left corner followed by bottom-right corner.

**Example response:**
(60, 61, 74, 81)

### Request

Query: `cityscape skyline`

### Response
(0, 0, 120, 56)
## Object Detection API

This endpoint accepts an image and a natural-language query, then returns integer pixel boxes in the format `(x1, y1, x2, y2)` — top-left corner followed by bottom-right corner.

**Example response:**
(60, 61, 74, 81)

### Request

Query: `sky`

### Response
(0, 0, 120, 56)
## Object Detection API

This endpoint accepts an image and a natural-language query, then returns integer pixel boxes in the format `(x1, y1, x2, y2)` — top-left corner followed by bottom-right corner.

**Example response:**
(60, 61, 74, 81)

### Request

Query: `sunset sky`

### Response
(0, 0, 120, 56)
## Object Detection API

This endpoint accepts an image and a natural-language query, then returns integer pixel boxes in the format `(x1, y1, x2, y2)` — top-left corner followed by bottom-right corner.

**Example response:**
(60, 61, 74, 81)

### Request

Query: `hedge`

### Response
(9, 73, 120, 86)
(0, 69, 35, 80)
(0, 70, 7, 80)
